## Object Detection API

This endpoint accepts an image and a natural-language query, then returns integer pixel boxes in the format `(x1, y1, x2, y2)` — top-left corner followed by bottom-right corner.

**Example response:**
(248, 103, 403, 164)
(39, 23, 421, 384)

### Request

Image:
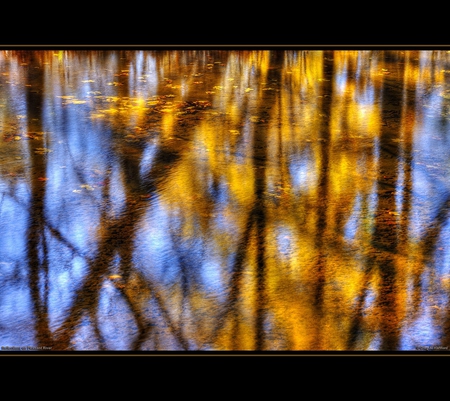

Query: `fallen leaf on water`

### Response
(34, 147, 52, 154)
(37, 177, 48, 181)
(80, 184, 94, 191)
(25, 132, 45, 139)
(249, 116, 261, 122)
(109, 275, 122, 280)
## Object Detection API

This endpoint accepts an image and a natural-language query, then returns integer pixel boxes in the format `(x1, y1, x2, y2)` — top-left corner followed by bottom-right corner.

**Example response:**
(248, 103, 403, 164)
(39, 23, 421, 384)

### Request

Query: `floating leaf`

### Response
(80, 184, 94, 191)
(34, 147, 52, 154)
(25, 132, 45, 139)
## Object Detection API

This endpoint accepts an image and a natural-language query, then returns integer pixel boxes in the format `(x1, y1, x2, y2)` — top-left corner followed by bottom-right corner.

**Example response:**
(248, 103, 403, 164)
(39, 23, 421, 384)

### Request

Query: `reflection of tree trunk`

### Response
(209, 195, 268, 351)
(399, 77, 418, 315)
(24, 53, 55, 349)
(253, 127, 268, 351)
(207, 203, 254, 349)
(251, 51, 291, 350)
(347, 277, 371, 350)
(371, 51, 405, 351)
(310, 51, 334, 350)
(116, 153, 155, 349)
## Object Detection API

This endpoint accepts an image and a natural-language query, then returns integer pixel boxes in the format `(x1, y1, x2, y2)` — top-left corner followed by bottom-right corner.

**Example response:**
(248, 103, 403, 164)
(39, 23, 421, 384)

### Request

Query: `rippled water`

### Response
(1, 49, 450, 352)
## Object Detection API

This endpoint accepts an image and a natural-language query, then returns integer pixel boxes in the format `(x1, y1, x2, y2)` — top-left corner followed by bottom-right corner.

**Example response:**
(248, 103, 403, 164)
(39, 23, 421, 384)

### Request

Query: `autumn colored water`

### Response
(1, 49, 450, 352)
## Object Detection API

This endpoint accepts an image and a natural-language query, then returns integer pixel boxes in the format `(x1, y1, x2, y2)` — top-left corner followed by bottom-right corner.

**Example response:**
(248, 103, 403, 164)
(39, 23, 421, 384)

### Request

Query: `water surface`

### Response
(1, 49, 450, 351)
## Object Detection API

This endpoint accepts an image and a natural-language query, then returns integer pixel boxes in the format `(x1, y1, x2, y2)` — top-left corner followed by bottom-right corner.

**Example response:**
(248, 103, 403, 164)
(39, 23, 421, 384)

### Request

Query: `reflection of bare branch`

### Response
(207, 207, 256, 348)
(115, 283, 153, 351)
(4, 191, 93, 262)
(51, 211, 139, 349)
(113, 212, 186, 350)
(123, 269, 189, 350)
(417, 194, 450, 261)
(206, 141, 269, 350)
(50, 141, 193, 349)
(346, 271, 372, 350)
